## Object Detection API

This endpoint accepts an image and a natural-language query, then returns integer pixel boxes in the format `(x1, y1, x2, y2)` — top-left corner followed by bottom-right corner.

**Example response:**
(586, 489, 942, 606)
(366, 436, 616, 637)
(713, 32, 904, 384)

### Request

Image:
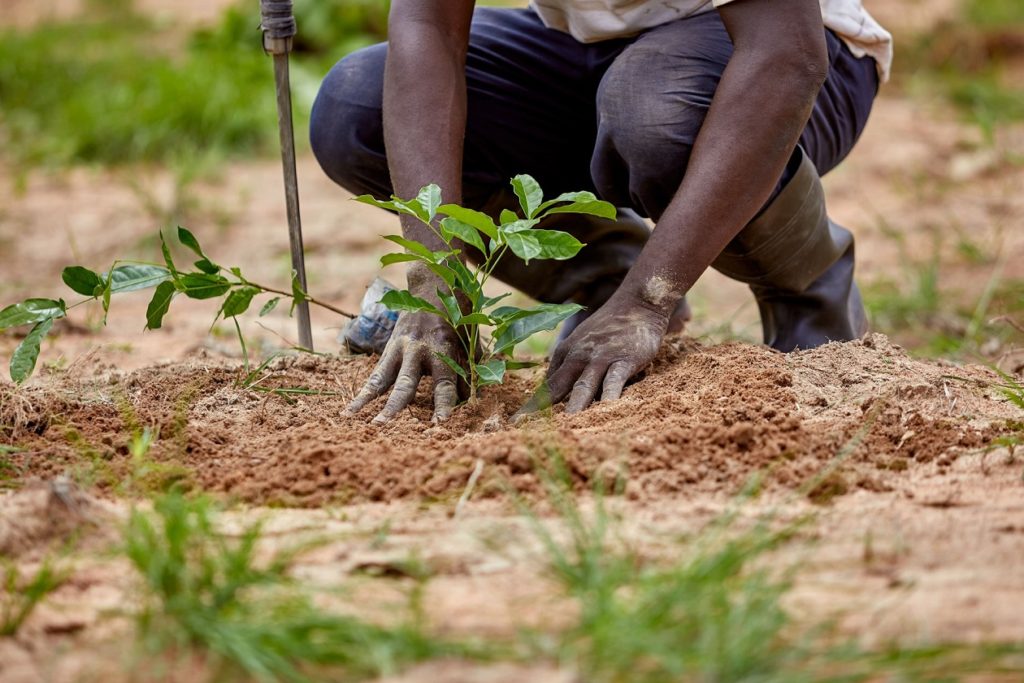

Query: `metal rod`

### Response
(270, 51, 314, 351)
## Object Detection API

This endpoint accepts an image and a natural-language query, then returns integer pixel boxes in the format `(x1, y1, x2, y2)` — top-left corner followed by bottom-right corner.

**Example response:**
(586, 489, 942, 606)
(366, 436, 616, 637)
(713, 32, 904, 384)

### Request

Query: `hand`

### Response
(517, 294, 670, 416)
(345, 308, 465, 424)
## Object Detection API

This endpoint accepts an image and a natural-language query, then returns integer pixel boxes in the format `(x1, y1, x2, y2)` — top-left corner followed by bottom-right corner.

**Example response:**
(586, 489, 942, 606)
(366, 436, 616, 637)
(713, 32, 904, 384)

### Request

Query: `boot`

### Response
(712, 147, 867, 352)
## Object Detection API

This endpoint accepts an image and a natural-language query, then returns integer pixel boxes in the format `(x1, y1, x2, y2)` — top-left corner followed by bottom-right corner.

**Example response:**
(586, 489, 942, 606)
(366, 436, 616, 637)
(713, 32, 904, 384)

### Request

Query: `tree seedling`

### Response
(356, 174, 615, 398)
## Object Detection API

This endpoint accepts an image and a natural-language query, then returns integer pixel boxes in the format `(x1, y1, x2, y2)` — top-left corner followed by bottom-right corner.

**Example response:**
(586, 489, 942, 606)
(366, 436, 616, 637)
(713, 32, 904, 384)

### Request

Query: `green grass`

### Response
(1, 557, 68, 637)
(124, 491, 463, 682)
(0, 0, 387, 170)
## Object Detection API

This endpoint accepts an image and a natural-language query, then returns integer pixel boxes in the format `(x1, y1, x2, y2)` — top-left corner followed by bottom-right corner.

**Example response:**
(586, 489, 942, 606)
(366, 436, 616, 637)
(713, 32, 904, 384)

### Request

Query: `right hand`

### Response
(344, 307, 465, 424)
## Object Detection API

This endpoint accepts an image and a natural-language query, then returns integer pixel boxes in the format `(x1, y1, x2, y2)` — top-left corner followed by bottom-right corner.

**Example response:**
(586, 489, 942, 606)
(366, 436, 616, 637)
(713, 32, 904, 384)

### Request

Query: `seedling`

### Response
(356, 174, 615, 397)
(0, 227, 353, 385)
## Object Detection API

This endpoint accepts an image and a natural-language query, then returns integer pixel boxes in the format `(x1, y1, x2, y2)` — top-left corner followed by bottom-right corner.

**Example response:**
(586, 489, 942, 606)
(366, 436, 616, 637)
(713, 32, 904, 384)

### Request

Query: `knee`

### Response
(591, 48, 711, 216)
(309, 44, 388, 194)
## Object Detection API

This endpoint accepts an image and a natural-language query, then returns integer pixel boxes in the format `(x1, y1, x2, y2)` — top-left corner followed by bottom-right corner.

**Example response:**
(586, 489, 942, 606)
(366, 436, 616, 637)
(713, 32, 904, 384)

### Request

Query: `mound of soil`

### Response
(1, 335, 1019, 507)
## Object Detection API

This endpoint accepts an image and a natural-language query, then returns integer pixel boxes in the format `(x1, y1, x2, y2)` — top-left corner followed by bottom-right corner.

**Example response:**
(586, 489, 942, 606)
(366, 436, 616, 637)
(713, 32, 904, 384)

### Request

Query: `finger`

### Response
(600, 360, 635, 403)
(565, 363, 609, 414)
(345, 348, 402, 415)
(514, 357, 585, 418)
(372, 355, 423, 424)
(548, 338, 570, 375)
(431, 377, 459, 423)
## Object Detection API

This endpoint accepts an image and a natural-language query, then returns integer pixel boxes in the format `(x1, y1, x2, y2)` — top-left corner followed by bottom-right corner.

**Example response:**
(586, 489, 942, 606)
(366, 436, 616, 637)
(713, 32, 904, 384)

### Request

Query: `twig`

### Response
(454, 459, 485, 518)
(244, 280, 355, 319)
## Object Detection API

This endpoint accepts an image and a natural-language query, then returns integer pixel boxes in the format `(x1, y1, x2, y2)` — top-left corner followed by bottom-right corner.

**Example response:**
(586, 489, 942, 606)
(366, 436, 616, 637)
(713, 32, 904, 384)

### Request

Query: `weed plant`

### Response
(125, 491, 460, 682)
(1, 558, 68, 637)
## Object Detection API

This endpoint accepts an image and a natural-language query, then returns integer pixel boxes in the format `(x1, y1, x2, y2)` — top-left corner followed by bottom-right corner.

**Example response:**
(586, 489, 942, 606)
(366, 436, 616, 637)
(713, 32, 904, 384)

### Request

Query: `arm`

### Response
(346, 1, 476, 424)
(526, 0, 829, 414)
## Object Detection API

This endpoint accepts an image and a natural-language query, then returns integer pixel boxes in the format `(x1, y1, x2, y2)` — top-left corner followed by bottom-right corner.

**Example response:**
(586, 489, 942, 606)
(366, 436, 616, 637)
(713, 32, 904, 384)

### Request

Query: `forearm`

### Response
(615, 3, 828, 314)
(383, 8, 472, 254)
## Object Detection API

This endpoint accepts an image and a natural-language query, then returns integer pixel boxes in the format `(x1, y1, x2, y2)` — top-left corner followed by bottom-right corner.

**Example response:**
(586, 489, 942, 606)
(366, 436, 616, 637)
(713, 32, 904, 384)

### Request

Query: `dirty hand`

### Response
(517, 295, 670, 415)
(345, 290, 465, 424)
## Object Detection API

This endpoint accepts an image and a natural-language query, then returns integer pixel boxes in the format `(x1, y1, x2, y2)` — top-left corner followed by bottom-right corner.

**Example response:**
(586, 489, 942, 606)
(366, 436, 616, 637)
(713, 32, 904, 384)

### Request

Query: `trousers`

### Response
(309, 7, 878, 303)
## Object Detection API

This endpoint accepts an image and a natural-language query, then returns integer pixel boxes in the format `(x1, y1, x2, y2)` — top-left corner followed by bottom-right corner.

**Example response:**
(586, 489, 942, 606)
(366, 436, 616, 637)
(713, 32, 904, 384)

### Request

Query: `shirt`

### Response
(531, 0, 893, 81)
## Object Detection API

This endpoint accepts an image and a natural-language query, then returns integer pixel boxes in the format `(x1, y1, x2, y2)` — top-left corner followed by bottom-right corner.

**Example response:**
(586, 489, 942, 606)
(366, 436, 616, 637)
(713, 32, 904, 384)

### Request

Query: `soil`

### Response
(1, 1, 1024, 681)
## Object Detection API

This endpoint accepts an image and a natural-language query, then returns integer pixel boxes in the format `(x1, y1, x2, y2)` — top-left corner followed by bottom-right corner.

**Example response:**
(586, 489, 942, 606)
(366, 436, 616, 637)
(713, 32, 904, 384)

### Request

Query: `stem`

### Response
(242, 280, 356, 319)
(233, 316, 251, 378)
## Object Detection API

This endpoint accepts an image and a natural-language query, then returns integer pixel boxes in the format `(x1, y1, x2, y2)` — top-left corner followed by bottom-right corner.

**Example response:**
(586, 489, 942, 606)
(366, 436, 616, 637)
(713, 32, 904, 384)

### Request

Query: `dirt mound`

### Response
(0, 479, 118, 558)
(1, 335, 1019, 507)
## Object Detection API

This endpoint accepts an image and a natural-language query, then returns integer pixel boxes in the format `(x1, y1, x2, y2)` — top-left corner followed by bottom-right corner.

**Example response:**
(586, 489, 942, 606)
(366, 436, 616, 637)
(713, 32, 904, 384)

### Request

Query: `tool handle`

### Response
(260, 0, 296, 55)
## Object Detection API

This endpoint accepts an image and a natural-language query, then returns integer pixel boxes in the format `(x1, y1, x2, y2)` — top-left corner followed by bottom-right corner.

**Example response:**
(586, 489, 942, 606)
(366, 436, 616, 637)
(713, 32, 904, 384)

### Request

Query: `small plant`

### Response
(356, 175, 615, 397)
(125, 491, 462, 681)
(0, 226, 352, 385)
(1, 558, 68, 637)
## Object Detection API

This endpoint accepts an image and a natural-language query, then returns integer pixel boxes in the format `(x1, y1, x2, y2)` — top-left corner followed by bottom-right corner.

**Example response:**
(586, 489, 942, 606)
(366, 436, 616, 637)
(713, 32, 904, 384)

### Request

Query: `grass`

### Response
(125, 490, 465, 682)
(1, 557, 68, 637)
(0, 0, 387, 171)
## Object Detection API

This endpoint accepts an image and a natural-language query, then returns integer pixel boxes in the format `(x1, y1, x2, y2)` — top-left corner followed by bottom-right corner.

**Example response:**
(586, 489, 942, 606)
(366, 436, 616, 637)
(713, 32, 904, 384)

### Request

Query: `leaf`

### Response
(499, 209, 519, 225)
(531, 230, 585, 260)
(437, 205, 499, 240)
(437, 290, 462, 325)
(425, 263, 458, 289)
(221, 287, 259, 318)
(544, 200, 617, 220)
(383, 235, 437, 261)
(504, 232, 541, 263)
(259, 297, 281, 316)
(176, 227, 204, 258)
(379, 290, 442, 316)
(380, 253, 426, 267)
(10, 318, 54, 384)
(505, 360, 540, 370)
(416, 184, 442, 222)
(159, 233, 181, 282)
(535, 191, 598, 215)
(145, 281, 176, 330)
(61, 266, 103, 296)
(475, 359, 506, 386)
(493, 303, 583, 355)
(440, 217, 486, 254)
(107, 265, 172, 293)
(290, 271, 309, 314)
(193, 259, 220, 275)
(501, 218, 540, 234)
(482, 293, 512, 310)
(179, 273, 231, 300)
(511, 174, 544, 218)
(434, 352, 468, 382)
(457, 313, 491, 326)
(0, 299, 66, 330)
(449, 260, 481, 304)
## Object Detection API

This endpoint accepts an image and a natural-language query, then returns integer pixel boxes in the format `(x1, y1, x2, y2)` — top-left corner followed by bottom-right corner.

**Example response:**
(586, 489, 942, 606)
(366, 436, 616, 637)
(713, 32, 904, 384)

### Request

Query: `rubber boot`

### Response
(711, 148, 867, 352)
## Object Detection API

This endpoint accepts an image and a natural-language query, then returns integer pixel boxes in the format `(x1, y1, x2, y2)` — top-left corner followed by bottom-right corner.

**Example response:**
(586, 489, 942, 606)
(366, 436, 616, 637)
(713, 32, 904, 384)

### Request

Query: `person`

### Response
(309, 0, 892, 423)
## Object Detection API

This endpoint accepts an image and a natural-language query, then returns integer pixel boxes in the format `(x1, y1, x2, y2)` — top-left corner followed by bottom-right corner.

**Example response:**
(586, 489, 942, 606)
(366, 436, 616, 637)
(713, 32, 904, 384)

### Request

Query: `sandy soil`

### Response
(1, 1, 1024, 681)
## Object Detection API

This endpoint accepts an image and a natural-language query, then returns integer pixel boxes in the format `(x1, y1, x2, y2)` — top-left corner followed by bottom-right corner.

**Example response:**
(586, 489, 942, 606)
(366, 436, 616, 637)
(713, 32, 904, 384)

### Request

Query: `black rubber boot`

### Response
(712, 148, 868, 352)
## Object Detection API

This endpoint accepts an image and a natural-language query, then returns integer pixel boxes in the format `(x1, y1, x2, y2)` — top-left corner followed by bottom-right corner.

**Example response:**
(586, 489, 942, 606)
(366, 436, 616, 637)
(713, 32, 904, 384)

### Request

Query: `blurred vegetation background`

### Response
(0, 0, 1021, 362)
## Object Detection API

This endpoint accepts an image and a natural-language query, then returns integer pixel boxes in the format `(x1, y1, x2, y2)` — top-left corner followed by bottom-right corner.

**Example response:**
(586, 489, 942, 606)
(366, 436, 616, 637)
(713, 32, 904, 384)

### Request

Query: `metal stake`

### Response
(261, 0, 313, 351)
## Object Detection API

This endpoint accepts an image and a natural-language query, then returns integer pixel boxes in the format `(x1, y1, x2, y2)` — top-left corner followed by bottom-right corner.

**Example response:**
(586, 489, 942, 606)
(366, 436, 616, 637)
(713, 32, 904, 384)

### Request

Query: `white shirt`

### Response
(531, 0, 893, 81)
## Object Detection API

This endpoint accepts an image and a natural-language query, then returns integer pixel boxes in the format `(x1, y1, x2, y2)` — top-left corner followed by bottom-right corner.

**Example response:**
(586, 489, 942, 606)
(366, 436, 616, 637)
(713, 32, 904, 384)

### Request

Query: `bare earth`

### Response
(1, 2, 1024, 681)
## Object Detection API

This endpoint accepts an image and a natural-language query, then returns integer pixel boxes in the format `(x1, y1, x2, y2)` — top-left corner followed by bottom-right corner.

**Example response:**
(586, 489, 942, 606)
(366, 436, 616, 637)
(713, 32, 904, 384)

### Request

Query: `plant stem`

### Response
(243, 280, 356, 319)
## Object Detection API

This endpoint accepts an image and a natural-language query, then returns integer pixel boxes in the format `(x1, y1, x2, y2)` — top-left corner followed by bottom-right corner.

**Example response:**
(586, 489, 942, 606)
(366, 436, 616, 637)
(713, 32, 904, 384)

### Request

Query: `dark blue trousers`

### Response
(310, 7, 878, 301)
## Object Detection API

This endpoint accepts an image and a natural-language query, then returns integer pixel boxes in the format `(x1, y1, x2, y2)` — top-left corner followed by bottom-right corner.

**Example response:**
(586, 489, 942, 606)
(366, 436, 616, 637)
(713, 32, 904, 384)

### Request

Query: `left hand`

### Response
(516, 294, 670, 415)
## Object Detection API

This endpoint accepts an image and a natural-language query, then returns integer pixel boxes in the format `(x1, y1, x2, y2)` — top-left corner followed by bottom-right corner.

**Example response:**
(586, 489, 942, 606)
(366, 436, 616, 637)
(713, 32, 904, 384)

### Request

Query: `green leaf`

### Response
(177, 227, 205, 258)
(544, 200, 617, 220)
(383, 235, 437, 261)
(379, 290, 442, 316)
(193, 258, 220, 275)
(380, 253, 426, 267)
(10, 318, 54, 384)
(531, 230, 585, 260)
(499, 209, 519, 225)
(511, 174, 544, 218)
(440, 217, 486, 254)
(475, 359, 506, 386)
(435, 352, 468, 382)
(290, 271, 309, 315)
(145, 281, 176, 330)
(221, 287, 259, 318)
(504, 232, 541, 263)
(159, 233, 181, 282)
(449, 260, 482, 304)
(437, 205, 499, 241)
(107, 265, 172, 293)
(535, 191, 598, 215)
(0, 299, 66, 330)
(437, 290, 462, 325)
(505, 360, 540, 370)
(417, 184, 442, 222)
(490, 305, 534, 323)
(493, 303, 583, 355)
(425, 263, 458, 289)
(457, 313, 491, 326)
(482, 293, 512, 310)
(61, 266, 103, 296)
(259, 297, 281, 317)
(179, 273, 231, 300)
(501, 218, 540, 234)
